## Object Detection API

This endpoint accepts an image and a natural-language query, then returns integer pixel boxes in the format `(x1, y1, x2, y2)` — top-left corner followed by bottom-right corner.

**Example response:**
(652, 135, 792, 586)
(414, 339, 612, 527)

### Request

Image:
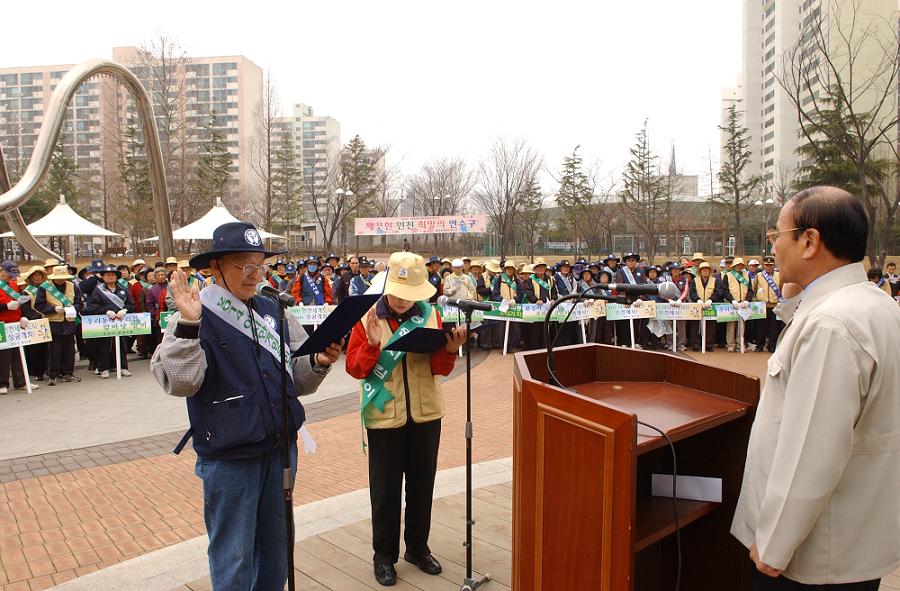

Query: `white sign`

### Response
(0, 319, 53, 350)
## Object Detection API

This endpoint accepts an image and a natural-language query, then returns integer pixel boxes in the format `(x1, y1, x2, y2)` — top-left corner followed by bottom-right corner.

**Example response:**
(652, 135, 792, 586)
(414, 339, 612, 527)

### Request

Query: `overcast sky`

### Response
(4, 0, 741, 192)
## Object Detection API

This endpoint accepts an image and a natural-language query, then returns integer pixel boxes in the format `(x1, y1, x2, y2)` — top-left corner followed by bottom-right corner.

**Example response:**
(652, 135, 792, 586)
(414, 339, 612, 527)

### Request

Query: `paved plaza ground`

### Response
(0, 347, 897, 590)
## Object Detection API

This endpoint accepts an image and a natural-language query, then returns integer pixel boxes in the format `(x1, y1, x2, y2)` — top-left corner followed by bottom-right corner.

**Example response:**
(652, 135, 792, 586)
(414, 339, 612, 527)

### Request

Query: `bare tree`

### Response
(305, 158, 348, 253)
(248, 71, 281, 243)
(407, 157, 476, 252)
(471, 138, 542, 261)
(779, 0, 900, 266)
(130, 33, 198, 227)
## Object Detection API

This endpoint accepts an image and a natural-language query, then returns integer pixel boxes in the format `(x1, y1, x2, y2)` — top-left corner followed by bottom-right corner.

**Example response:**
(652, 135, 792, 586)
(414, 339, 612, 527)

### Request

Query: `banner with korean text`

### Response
(354, 215, 487, 236)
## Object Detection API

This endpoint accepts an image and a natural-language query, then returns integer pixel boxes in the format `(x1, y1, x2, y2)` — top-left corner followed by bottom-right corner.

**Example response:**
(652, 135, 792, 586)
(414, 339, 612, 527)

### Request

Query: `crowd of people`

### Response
(1, 244, 896, 393)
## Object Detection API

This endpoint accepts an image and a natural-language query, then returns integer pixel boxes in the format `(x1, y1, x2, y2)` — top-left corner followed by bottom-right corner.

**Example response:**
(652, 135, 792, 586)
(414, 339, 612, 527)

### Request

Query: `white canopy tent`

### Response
(0, 195, 121, 238)
(144, 198, 284, 242)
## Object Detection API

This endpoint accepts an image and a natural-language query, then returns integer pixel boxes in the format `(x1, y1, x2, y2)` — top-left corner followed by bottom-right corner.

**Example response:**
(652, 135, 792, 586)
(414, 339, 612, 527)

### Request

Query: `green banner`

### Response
(82, 313, 152, 338)
(160, 311, 174, 329)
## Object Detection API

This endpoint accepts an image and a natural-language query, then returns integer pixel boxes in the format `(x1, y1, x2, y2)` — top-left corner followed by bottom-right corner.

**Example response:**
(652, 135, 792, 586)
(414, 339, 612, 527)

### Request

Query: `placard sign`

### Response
(82, 313, 152, 338)
(0, 319, 52, 350)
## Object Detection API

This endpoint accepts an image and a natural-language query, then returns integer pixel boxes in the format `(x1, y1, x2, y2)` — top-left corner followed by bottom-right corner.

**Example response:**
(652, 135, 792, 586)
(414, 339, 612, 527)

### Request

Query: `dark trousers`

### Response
(0, 348, 26, 389)
(754, 308, 785, 353)
(25, 342, 48, 378)
(691, 319, 716, 349)
(49, 333, 76, 378)
(594, 318, 614, 345)
(366, 419, 441, 566)
(616, 319, 645, 347)
(751, 564, 879, 590)
(523, 322, 545, 351)
(94, 337, 129, 372)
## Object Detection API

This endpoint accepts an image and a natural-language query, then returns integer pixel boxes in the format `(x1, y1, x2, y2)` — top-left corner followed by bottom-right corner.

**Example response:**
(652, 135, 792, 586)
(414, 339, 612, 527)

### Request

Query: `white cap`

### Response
(451, 258, 464, 267)
(748, 259, 760, 266)
(719, 259, 727, 267)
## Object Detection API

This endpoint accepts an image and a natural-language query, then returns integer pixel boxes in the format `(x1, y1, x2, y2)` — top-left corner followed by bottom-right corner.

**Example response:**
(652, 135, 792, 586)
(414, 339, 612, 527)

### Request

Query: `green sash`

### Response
(40, 280, 80, 324)
(117, 278, 129, 290)
(140, 281, 152, 291)
(530, 274, 551, 292)
(24, 285, 38, 296)
(728, 270, 750, 288)
(360, 301, 432, 427)
(500, 273, 517, 290)
(0, 279, 20, 300)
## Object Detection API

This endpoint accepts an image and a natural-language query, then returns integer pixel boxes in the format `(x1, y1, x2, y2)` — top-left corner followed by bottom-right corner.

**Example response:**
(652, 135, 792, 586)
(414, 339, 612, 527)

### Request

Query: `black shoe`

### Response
(403, 552, 442, 575)
(692, 346, 701, 352)
(48, 378, 56, 386)
(374, 563, 397, 586)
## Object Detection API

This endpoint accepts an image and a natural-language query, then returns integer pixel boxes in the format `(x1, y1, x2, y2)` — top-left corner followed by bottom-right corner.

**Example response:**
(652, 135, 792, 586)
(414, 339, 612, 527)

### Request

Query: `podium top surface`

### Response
(571, 380, 751, 451)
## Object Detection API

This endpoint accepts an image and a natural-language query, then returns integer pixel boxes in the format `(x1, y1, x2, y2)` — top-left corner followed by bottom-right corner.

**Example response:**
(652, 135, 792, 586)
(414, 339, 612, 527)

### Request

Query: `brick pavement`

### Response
(0, 347, 839, 591)
(0, 348, 502, 590)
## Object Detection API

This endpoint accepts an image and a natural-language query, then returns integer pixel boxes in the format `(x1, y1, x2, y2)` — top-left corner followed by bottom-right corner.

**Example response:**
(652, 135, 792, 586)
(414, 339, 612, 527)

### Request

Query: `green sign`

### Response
(82, 313, 152, 338)
(160, 311, 174, 329)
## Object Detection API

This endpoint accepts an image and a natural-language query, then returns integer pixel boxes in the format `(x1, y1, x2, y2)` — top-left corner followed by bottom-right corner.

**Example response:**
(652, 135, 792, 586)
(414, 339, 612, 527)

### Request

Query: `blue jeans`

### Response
(195, 444, 298, 591)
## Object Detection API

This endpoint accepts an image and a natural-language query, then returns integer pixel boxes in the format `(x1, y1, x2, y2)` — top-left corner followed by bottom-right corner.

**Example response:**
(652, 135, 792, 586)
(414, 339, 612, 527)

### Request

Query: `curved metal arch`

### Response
(0, 59, 175, 260)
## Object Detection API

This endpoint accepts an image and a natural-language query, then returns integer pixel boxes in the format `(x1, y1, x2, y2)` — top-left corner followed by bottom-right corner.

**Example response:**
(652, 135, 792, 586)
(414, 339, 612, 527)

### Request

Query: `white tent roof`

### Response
(0, 195, 121, 238)
(144, 198, 284, 241)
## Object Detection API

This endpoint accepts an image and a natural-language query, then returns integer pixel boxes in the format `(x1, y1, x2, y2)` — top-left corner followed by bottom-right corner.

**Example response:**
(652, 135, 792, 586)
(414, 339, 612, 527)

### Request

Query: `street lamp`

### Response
(754, 198, 775, 254)
(336, 187, 354, 258)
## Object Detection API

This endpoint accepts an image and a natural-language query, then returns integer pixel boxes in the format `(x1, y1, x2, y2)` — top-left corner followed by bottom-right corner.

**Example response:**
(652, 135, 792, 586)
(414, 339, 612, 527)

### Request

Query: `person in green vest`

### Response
(34, 266, 83, 385)
(722, 257, 755, 352)
(345, 252, 467, 586)
(22, 266, 50, 382)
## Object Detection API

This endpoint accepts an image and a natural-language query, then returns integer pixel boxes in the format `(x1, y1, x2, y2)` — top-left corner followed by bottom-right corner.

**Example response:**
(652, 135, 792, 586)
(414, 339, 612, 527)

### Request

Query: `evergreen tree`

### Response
(272, 130, 302, 241)
(792, 106, 889, 196)
(555, 146, 593, 257)
(340, 135, 378, 255)
(118, 113, 152, 245)
(713, 103, 760, 256)
(27, 138, 82, 221)
(621, 121, 668, 260)
(192, 111, 233, 210)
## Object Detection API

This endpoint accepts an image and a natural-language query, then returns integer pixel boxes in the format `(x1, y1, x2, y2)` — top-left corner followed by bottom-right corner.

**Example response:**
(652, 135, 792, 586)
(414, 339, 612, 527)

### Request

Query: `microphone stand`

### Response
(459, 304, 491, 591)
(276, 298, 296, 591)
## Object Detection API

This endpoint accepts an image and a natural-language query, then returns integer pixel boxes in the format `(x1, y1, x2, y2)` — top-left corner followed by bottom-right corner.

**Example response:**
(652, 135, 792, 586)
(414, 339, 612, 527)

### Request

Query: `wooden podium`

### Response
(512, 344, 759, 590)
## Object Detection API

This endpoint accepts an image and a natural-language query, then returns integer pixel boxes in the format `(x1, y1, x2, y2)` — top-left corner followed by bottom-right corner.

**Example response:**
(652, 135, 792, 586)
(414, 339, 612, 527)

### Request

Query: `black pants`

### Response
(523, 322, 546, 351)
(94, 337, 129, 372)
(616, 319, 645, 347)
(49, 333, 76, 378)
(691, 319, 716, 349)
(754, 308, 785, 353)
(0, 348, 26, 389)
(366, 419, 441, 566)
(751, 564, 879, 590)
(25, 342, 48, 378)
(594, 318, 614, 345)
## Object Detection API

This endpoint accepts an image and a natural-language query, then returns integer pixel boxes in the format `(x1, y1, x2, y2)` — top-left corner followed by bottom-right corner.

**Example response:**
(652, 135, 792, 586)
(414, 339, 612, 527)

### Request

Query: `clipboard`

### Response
(384, 324, 488, 354)
(292, 293, 381, 357)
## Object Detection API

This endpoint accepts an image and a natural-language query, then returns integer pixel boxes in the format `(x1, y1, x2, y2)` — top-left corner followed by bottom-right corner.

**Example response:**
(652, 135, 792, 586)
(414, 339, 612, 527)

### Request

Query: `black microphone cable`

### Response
(541, 288, 682, 591)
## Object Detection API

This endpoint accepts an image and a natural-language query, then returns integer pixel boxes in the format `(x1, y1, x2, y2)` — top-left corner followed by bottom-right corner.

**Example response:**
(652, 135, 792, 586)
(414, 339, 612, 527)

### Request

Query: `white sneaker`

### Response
(121, 369, 132, 377)
(16, 383, 38, 390)
(100, 370, 110, 379)
(0, 387, 7, 395)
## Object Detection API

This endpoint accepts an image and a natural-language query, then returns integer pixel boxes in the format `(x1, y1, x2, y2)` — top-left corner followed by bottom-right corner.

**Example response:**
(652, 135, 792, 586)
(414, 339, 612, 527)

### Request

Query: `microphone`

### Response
(437, 295, 493, 312)
(608, 281, 679, 300)
(255, 282, 296, 307)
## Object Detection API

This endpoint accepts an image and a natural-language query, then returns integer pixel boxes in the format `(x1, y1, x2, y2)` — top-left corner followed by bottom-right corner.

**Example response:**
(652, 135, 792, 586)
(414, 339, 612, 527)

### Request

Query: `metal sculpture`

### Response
(0, 59, 175, 259)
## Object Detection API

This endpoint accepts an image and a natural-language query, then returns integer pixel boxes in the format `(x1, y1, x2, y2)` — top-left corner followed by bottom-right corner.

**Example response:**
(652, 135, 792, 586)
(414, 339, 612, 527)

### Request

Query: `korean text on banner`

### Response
(81, 313, 152, 339)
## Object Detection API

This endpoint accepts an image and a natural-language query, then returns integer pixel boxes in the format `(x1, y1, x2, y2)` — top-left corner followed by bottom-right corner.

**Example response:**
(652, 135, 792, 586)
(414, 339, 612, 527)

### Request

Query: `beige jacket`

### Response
(731, 263, 900, 584)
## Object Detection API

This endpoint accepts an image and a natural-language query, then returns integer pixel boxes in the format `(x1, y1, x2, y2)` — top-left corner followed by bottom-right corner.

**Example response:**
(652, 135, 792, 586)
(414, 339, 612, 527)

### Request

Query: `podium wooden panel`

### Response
(512, 344, 759, 590)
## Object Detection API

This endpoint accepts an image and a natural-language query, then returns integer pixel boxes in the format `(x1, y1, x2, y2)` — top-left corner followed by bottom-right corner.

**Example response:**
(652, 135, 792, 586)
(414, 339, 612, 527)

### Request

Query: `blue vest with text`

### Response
(186, 295, 305, 460)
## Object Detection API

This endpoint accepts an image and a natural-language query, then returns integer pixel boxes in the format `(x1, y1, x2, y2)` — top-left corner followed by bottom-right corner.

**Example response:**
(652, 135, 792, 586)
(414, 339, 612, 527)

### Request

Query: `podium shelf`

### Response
(635, 496, 721, 552)
(570, 381, 752, 453)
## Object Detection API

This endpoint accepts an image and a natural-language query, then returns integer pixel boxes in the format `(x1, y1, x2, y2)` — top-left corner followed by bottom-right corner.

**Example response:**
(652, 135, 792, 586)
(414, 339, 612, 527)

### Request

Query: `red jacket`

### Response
(0, 279, 23, 323)
(345, 300, 456, 379)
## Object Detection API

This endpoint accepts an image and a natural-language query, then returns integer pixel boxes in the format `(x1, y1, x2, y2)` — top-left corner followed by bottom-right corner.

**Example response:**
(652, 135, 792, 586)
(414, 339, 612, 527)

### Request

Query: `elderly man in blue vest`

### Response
(151, 222, 342, 591)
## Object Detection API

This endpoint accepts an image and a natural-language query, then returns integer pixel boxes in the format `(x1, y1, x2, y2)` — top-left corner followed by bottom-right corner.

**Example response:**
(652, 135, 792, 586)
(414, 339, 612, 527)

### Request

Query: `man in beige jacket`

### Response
(731, 186, 900, 589)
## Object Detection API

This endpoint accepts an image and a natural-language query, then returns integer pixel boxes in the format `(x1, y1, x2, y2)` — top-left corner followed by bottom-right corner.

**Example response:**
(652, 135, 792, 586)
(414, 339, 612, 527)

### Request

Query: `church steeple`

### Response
(668, 143, 677, 176)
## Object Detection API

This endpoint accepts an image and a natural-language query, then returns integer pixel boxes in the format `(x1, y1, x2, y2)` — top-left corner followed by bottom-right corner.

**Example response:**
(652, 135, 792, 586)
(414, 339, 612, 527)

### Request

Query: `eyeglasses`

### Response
(766, 227, 809, 245)
(229, 262, 267, 276)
